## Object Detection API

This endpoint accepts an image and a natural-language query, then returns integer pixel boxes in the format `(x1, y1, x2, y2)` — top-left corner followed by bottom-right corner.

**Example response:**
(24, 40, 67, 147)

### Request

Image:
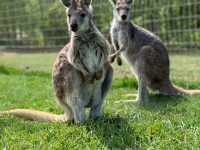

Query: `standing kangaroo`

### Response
(109, 0, 200, 103)
(0, 0, 113, 122)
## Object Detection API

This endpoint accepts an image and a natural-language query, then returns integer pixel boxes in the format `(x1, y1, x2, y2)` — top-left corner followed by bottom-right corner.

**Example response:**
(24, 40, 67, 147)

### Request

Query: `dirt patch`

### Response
(1, 52, 18, 56)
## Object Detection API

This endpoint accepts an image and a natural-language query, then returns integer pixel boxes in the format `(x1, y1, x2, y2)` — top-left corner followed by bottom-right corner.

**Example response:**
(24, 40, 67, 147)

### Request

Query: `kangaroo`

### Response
(109, 0, 200, 103)
(0, 0, 113, 122)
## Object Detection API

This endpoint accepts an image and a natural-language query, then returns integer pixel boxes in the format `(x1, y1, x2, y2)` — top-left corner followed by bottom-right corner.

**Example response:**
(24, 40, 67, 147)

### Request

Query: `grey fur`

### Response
(81, 0, 92, 6)
(110, 0, 181, 103)
(53, 1, 113, 122)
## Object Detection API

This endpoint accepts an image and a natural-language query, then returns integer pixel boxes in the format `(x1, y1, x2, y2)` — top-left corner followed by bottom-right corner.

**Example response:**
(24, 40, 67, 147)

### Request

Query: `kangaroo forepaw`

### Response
(95, 69, 103, 80)
(109, 55, 116, 64)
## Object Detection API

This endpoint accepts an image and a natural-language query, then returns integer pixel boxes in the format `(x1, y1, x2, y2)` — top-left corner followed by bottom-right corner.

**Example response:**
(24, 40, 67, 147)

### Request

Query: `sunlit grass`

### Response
(0, 53, 200, 149)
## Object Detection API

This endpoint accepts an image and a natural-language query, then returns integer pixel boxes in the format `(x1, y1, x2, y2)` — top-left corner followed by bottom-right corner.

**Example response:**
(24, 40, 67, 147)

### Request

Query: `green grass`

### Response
(0, 53, 200, 149)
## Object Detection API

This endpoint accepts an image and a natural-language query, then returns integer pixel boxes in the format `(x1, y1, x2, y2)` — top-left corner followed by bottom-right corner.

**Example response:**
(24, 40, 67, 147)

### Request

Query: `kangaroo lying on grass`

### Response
(109, 0, 200, 103)
(0, 0, 113, 122)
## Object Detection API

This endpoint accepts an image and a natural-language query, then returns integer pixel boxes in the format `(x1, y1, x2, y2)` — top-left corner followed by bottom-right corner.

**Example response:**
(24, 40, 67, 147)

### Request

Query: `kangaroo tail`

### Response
(172, 85, 200, 95)
(0, 109, 65, 121)
(161, 83, 200, 95)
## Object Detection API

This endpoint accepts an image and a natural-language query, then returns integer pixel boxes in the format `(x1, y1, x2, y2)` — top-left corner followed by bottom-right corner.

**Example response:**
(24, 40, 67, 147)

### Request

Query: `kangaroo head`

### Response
(110, 0, 133, 22)
(60, 0, 93, 33)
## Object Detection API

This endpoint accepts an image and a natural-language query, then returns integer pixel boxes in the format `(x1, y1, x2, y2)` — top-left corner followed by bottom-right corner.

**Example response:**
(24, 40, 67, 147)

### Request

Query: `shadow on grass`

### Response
(84, 115, 142, 149)
(150, 94, 187, 103)
(140, 94, 189, 114)
(0, 115, 142, 149)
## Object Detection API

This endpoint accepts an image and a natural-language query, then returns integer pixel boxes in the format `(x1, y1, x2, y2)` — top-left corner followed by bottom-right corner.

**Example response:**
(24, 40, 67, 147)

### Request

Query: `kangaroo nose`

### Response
(70, 24, 78, 32)
(121, 15, 127, 20)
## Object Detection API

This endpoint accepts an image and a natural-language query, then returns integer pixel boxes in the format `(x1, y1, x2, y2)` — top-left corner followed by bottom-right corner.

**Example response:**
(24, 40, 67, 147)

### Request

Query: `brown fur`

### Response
(1, 0, 113, 122)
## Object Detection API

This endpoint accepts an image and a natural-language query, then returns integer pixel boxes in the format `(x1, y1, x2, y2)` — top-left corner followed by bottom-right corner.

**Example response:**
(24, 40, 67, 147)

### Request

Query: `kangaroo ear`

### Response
(126, 0, 133, 5)
(109, 0, 117, 5)
(60, 0, 71, 8)
(81, 0, 92, 6)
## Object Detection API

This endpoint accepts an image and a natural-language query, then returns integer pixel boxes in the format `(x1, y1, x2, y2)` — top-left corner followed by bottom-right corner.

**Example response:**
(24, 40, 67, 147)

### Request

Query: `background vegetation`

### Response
(0, 0, 200, 51)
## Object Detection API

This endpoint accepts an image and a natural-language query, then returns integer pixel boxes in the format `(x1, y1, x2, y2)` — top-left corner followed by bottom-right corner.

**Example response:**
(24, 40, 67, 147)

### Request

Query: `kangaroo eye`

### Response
(68, 14, 71, 18)
(127, 8, 130, 11)
(80, 14, 86, 18)
(117, 8, 120, 11)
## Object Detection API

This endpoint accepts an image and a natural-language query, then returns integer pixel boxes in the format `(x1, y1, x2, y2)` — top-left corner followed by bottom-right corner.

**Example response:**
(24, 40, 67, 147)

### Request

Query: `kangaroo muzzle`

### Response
(121, 15, 127, 21)
(70, 23, 78, 32)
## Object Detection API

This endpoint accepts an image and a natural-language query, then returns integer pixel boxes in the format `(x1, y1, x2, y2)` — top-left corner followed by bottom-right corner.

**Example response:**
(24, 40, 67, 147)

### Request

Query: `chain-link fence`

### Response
(0, 0, 200, 52)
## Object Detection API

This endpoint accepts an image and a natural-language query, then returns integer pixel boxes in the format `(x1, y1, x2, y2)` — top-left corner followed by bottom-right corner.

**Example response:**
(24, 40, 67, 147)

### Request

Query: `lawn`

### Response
(0, 52, 200, 149)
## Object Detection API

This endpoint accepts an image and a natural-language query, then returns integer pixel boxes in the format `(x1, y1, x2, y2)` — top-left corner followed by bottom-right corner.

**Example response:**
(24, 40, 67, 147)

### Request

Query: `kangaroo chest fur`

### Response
(113, 24, 128, 49)
(66, 31, 109, 109)
(112, 22, 137, 63)
(70, 33, 102, 74)
(76, 40, 100, 73)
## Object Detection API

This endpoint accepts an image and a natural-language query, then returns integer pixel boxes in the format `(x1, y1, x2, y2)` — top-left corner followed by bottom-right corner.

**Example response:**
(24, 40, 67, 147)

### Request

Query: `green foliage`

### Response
(0, 0, 199, 48)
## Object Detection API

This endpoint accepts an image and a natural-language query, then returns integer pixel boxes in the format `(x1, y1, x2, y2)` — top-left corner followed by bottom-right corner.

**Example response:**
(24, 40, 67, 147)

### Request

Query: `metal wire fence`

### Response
(0, 0, 200, 52)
